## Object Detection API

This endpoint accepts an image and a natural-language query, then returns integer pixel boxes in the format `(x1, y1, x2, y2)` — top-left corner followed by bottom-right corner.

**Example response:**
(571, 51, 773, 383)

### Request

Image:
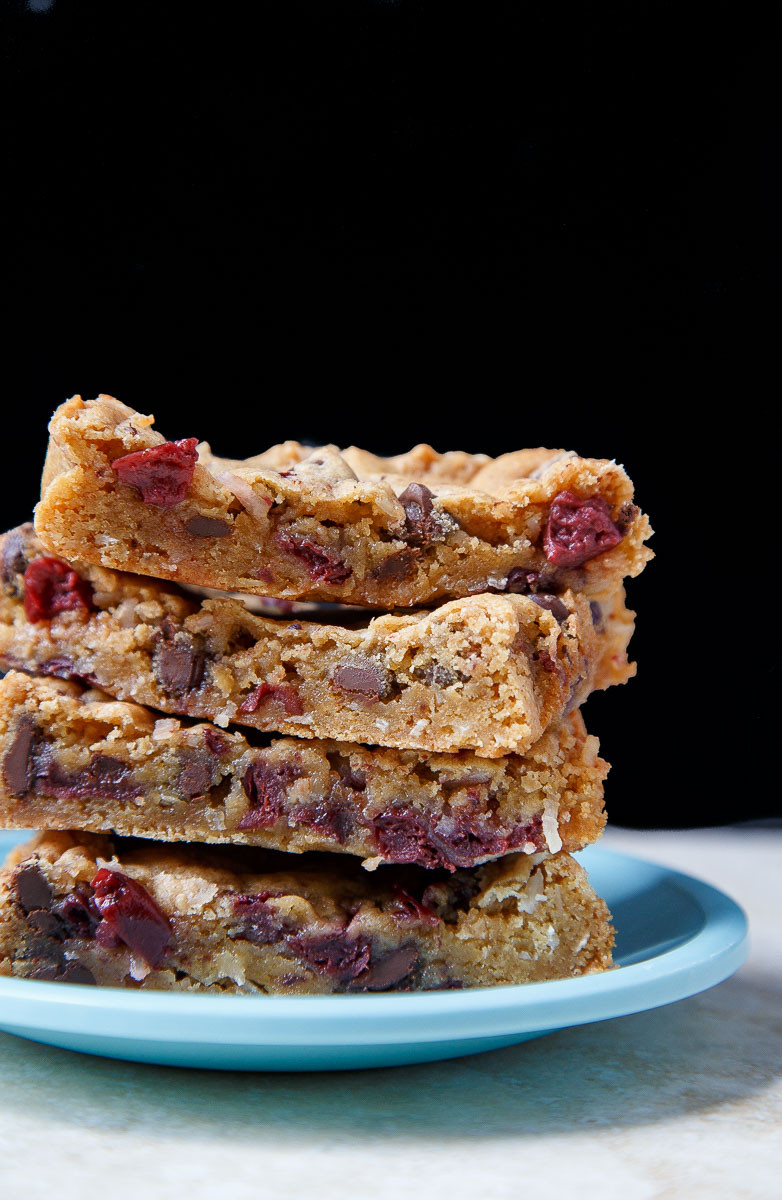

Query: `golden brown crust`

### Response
(35, 395, 653, 606)
(0, 830, 614, 992)
(0, 524, 635, 757)
(0, 670, 607, 868)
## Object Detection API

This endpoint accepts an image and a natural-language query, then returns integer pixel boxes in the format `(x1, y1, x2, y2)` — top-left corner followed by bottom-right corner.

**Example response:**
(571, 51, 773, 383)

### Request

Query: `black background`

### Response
(2, 1, 778, 826)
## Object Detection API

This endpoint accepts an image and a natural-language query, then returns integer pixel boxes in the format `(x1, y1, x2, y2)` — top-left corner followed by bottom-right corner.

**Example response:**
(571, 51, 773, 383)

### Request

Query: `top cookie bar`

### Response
(36, 395, 653, 607)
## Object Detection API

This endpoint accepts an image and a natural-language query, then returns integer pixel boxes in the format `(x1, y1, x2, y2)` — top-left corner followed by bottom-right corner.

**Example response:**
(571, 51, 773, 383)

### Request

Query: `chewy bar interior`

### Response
(34, 395, 653, 607)
(0, 672, 608, 870)
(0, 524, 636, 757)
(0, 831, 615, 993)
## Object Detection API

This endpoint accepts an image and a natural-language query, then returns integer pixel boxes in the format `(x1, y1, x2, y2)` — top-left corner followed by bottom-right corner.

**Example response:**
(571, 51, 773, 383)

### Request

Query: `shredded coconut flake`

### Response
(541, 799, 563, 853)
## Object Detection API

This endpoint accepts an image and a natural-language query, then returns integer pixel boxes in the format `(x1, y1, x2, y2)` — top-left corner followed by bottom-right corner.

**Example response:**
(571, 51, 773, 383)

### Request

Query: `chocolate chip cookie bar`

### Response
(35, 395, 652, 607)
(0, 831, 614, 992)
(0, 525, 635, 757)
(0, 672, 607, 870)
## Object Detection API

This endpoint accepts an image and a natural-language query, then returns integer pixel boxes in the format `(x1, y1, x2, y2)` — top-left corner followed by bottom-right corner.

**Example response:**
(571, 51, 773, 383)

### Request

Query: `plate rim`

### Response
(0, 842, 749, 1048)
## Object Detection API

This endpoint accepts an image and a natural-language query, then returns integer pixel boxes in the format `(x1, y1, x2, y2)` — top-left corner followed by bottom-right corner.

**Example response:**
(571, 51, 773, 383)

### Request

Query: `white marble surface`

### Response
(0, 826, 779, 1200)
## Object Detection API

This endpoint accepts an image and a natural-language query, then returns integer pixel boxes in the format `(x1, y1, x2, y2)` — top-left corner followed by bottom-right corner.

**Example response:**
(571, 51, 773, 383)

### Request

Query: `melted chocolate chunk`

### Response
(154, 630, 207, 693)
(36, 754, 142, 802)
(3, 716, 38, 797)
(351, 945, 420, 992)
(91, 868, 171, 967)
(185, 515, 233, 538)
(291, 930, 371, 982)
(398, 483, 451, 547)
(178, 751, 216, 799)
(530, 593, 570, 623)
(412, 661, 465, 688)
(1, 527, 30, 583)
(372, 548, 419, 582)
(112, 438, 199, 509)
(615, 502, 640, 535)
(14, 863, 53, 913)
(232, 893, 287, 946)
(59, 962, 97, 985)
(331, 662, 393, 701)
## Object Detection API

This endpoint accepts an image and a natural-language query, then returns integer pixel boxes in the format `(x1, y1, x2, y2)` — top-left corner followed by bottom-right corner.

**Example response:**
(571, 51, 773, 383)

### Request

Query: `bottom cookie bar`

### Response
(0, 832, 614, 993)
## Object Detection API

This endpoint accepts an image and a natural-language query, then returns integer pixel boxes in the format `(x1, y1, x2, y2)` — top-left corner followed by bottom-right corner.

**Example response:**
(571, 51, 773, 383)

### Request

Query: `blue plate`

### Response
(0, 832, 747, 1071)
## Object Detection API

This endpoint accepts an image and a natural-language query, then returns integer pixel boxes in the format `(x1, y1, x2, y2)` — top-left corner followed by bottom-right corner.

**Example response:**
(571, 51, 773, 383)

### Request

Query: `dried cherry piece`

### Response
(23, 557, 93, 623)
(111, 438, 199, 508)
(239, 682, 304, 716)
(390, 885, 440, 927)
(91, 868, 171, 967)
(275, 531, 352, 584)
(290, 801, 355, 844)
(238, 761, 300, 829)
(543, 491, 623, 568)
(204, 728, 229, 756)
(372, 807, 444, 870)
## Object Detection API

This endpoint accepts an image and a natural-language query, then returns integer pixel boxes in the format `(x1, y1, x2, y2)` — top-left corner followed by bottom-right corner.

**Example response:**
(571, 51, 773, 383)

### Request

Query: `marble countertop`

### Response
(0, 825, 779, 1200)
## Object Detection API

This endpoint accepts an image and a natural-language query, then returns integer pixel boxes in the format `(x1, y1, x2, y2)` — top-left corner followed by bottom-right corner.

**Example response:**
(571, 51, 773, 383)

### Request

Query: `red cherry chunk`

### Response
(543, 491, 623, 568)
(23, 557, 93, 622)
(91, 868, 171, 967)
(239, 682, 304, 716)
(111, 438, 198, 508)
(275, 532, 352, 584)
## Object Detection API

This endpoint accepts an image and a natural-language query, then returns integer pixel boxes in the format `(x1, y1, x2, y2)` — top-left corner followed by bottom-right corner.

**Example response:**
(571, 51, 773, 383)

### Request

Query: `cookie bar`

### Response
(0, 672, 607, 870)
(35, 394, 652, 607)
(0, 831, 614, 992)
(0, 525, 636, 757)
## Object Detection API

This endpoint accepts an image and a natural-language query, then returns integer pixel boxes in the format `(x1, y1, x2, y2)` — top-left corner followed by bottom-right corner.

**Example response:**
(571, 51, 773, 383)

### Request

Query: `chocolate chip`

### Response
(185, 515, 233, 538)
(332, 662, 393, 701)
(178, 751, 215, 799)
(3, 716, 38, 798)
(398, 483, 452, 547)
(14, 863, 53, 914)
(530, 593, 570, 623)
(27, 909, 67, 938)
(412, 661, 465, 687)
(372, 548, 419, 582)
(290, 931, 371, 982)
(59, 962, 97, 985)
(35, 754, 142, 801)
(154, 630, 207, 693)
(28, 961, 60, 981)
(615, 502, 639, 535)
(589, 600, 604, 632)
(1, 527, 30, 583)
(352, 945, 420, 992)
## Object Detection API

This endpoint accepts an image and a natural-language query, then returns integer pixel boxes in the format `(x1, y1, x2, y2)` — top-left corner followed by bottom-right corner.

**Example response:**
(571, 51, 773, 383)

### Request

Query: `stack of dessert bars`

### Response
(0, 395, 651, 993)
